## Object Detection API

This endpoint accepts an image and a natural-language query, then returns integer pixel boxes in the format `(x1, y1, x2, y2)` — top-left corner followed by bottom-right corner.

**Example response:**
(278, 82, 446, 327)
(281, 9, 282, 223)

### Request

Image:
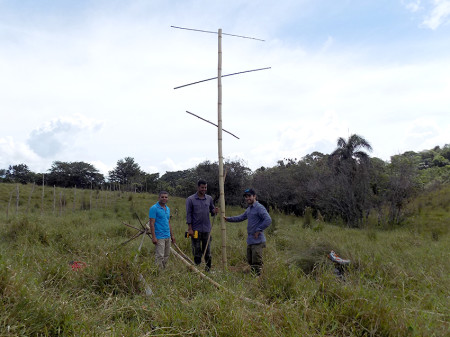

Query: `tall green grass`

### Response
(0, 183, 448, 336)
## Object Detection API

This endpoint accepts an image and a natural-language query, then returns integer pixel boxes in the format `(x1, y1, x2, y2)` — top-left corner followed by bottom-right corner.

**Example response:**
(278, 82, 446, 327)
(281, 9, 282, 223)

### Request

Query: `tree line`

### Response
(1, 135, 449, 227)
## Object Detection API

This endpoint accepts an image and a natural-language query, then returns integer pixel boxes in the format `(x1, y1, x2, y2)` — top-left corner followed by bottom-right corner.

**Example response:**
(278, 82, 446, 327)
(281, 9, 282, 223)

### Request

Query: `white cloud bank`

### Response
(404, 0, 450, 29)
(422, 0, 450, 29)
(0, 114, 103, 173)
(27, 114, 103, 158)
(0, 1, 449, 176)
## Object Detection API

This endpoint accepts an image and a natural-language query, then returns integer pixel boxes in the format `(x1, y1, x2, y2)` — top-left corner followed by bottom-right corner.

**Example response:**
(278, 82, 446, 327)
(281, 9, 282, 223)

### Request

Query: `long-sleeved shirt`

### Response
(186, 193, 215, 233)
(226, 201, 271, 245)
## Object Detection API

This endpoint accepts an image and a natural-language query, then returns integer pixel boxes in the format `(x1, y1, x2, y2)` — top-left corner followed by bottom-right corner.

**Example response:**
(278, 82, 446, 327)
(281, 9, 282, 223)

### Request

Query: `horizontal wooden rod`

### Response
(170, 25, 265, 41)
(186, 111, 240, 139)
(174, 67, 271, 90)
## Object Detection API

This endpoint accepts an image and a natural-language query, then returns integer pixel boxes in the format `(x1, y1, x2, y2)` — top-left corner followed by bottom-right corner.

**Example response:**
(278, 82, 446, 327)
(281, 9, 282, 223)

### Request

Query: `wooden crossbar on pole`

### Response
(171, 25, 265, 41)
(174, 67, 271, 89)
(186, 111, 239, 139)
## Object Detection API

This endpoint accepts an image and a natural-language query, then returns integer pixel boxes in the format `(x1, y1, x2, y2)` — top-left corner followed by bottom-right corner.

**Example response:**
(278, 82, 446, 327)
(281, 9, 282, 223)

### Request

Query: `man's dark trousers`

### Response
(191, 232, 211, 271)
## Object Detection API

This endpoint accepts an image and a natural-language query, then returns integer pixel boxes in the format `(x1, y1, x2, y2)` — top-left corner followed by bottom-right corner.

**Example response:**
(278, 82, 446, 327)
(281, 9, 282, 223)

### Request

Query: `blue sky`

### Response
(1, 0, 449, 175)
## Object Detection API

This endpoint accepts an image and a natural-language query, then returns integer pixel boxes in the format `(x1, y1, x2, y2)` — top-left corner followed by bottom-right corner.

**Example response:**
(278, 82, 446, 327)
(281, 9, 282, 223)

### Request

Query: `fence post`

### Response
(27, 183, 35, 215)
(16, 184, 19, 215)
(53, 185, 56, 215)
(7, 189, 13, 219)
(41, 173, 45, 214)
(73, 186, 77, 213)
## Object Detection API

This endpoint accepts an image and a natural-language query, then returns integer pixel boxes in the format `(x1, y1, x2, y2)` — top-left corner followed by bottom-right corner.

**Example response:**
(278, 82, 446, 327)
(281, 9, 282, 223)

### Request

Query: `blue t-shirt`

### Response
(149, 202, 171, 239)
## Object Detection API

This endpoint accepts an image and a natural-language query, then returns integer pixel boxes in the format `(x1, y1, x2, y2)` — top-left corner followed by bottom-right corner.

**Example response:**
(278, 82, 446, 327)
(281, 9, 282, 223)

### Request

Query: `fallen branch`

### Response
(172, 242, 195, 265)
(170, 247, 266, 307)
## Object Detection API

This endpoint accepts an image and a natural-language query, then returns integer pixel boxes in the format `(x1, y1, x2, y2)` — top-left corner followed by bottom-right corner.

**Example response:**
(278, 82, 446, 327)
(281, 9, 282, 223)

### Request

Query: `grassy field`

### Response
(0, 183, 448, 336)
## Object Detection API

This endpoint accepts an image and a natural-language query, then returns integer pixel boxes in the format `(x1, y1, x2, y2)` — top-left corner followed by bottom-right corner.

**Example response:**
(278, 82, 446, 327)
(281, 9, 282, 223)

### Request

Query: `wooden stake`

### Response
(59, 191, 63, 217)
(41, 174, 45, 214)
(15, 184, 19, 215)
(73, 186, 76, 213)
(27, 183, 35, 215)
(7, 189, 13, 219)
(53, 185, 56, 215)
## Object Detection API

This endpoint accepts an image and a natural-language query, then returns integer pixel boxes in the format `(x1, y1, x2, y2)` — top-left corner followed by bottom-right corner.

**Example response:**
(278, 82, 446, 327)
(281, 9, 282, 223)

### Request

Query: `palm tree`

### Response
(328, 134, 373, 227)
(331, 134, 373, 163)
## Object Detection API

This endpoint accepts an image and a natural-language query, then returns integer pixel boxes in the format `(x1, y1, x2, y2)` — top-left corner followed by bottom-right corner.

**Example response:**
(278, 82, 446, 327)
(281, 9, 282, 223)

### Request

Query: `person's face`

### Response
(197, 184, 207, 196)
(244, 194, 256, 205)
(159, 194, 169, 205)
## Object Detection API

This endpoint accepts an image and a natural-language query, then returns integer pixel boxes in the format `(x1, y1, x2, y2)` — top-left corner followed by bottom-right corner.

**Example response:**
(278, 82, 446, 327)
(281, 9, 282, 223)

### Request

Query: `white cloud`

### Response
(159, 157, 207, 174)
(403, 118, 450, 150)
(26, 114, 103, 158)
(248, 110, 348, 166)
(403, 0, 422, 12)
(0, 137, 41, 169)
(422, 0, 450, 29)
(0, 1, 449, 176)
(402, 0, 450, 29)
(89, 160, 114, 176)
(321, 36, 335, 52)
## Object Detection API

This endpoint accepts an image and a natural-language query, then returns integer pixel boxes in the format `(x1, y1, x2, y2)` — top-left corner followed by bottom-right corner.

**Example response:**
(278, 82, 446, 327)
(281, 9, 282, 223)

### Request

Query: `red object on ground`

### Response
(69, 261, 87, 271)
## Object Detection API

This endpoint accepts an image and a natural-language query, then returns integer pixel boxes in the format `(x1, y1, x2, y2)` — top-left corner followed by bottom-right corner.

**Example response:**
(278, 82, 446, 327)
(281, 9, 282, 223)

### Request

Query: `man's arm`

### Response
(168, 220, 176, 243)
(149, 217, 157, 244)
(224, 209, 248, 223)
(208, 196, 219, 216)
(186, 197, 194, 236)
(256, 205, 272, 232)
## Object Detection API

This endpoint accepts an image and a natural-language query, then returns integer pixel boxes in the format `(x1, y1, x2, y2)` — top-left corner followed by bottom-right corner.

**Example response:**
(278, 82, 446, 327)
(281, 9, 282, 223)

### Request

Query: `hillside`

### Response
(0, 183, 448, 336)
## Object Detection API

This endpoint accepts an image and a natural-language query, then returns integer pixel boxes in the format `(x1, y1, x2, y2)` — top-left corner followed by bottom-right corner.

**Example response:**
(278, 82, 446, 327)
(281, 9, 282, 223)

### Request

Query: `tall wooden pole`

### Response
(217, 28, 227, 267)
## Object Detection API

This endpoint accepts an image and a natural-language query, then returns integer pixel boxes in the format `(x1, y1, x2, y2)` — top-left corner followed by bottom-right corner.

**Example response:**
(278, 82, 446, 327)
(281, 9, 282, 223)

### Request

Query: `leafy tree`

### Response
(386, 155, 420, 224)
(330, 134, 373, 164)
(440, 144, 450, 161)
(142, 172, 160, 193)
(432, 154, 449, 167)
(108, 157, 143, 187)
(326, 134, 373, 227)
(252, 158, 314, 215)
(4, 164, 34, 184)
(47, 161, 104, 188)
(158, 160, 251, 204)
(0, 168, 6, 182)
(159, 168, 196, 197)
(223, 160, 252, 205)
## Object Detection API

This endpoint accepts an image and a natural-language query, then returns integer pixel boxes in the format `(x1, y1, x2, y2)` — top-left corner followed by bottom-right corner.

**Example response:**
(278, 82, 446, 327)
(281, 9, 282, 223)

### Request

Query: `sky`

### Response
(1, 0, 449, 176)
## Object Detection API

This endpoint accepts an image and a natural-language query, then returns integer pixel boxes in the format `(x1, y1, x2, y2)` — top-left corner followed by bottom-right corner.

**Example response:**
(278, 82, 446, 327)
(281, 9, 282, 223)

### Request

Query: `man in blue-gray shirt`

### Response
(224, 188, 271, 276)
(186, 179, 218, 271)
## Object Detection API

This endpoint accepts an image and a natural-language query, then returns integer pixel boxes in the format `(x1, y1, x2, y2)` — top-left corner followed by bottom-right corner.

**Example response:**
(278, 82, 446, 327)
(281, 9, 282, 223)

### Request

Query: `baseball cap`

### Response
(243, 188, 256, 196)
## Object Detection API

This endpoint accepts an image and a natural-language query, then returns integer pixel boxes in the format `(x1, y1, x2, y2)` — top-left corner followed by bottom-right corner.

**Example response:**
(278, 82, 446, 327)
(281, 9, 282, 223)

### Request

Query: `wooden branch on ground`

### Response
(170, 247, 266, 307)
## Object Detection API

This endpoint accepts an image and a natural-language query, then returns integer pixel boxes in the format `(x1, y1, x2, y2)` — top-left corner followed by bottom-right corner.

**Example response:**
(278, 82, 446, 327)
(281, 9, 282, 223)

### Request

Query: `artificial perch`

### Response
(118, 207, 350, 300)
(120, 212, 265, 307)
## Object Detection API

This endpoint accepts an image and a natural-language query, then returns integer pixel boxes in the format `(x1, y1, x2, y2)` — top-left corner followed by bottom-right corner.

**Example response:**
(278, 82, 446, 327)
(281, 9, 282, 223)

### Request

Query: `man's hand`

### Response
(214, 207, 219, 215)
(152, 237, 158, 245)
(253, 231, 260, 239)
(171, 237, 176, 244)
(223, 216, 228, 222)
(188, 228, 194, 237)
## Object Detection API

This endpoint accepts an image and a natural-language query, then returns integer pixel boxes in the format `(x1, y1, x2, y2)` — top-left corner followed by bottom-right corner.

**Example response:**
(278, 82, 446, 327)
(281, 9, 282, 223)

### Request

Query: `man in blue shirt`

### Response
(186, 180, 218, 271)
(224, 188, 271, 276)
(149, 191, 175, 269)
